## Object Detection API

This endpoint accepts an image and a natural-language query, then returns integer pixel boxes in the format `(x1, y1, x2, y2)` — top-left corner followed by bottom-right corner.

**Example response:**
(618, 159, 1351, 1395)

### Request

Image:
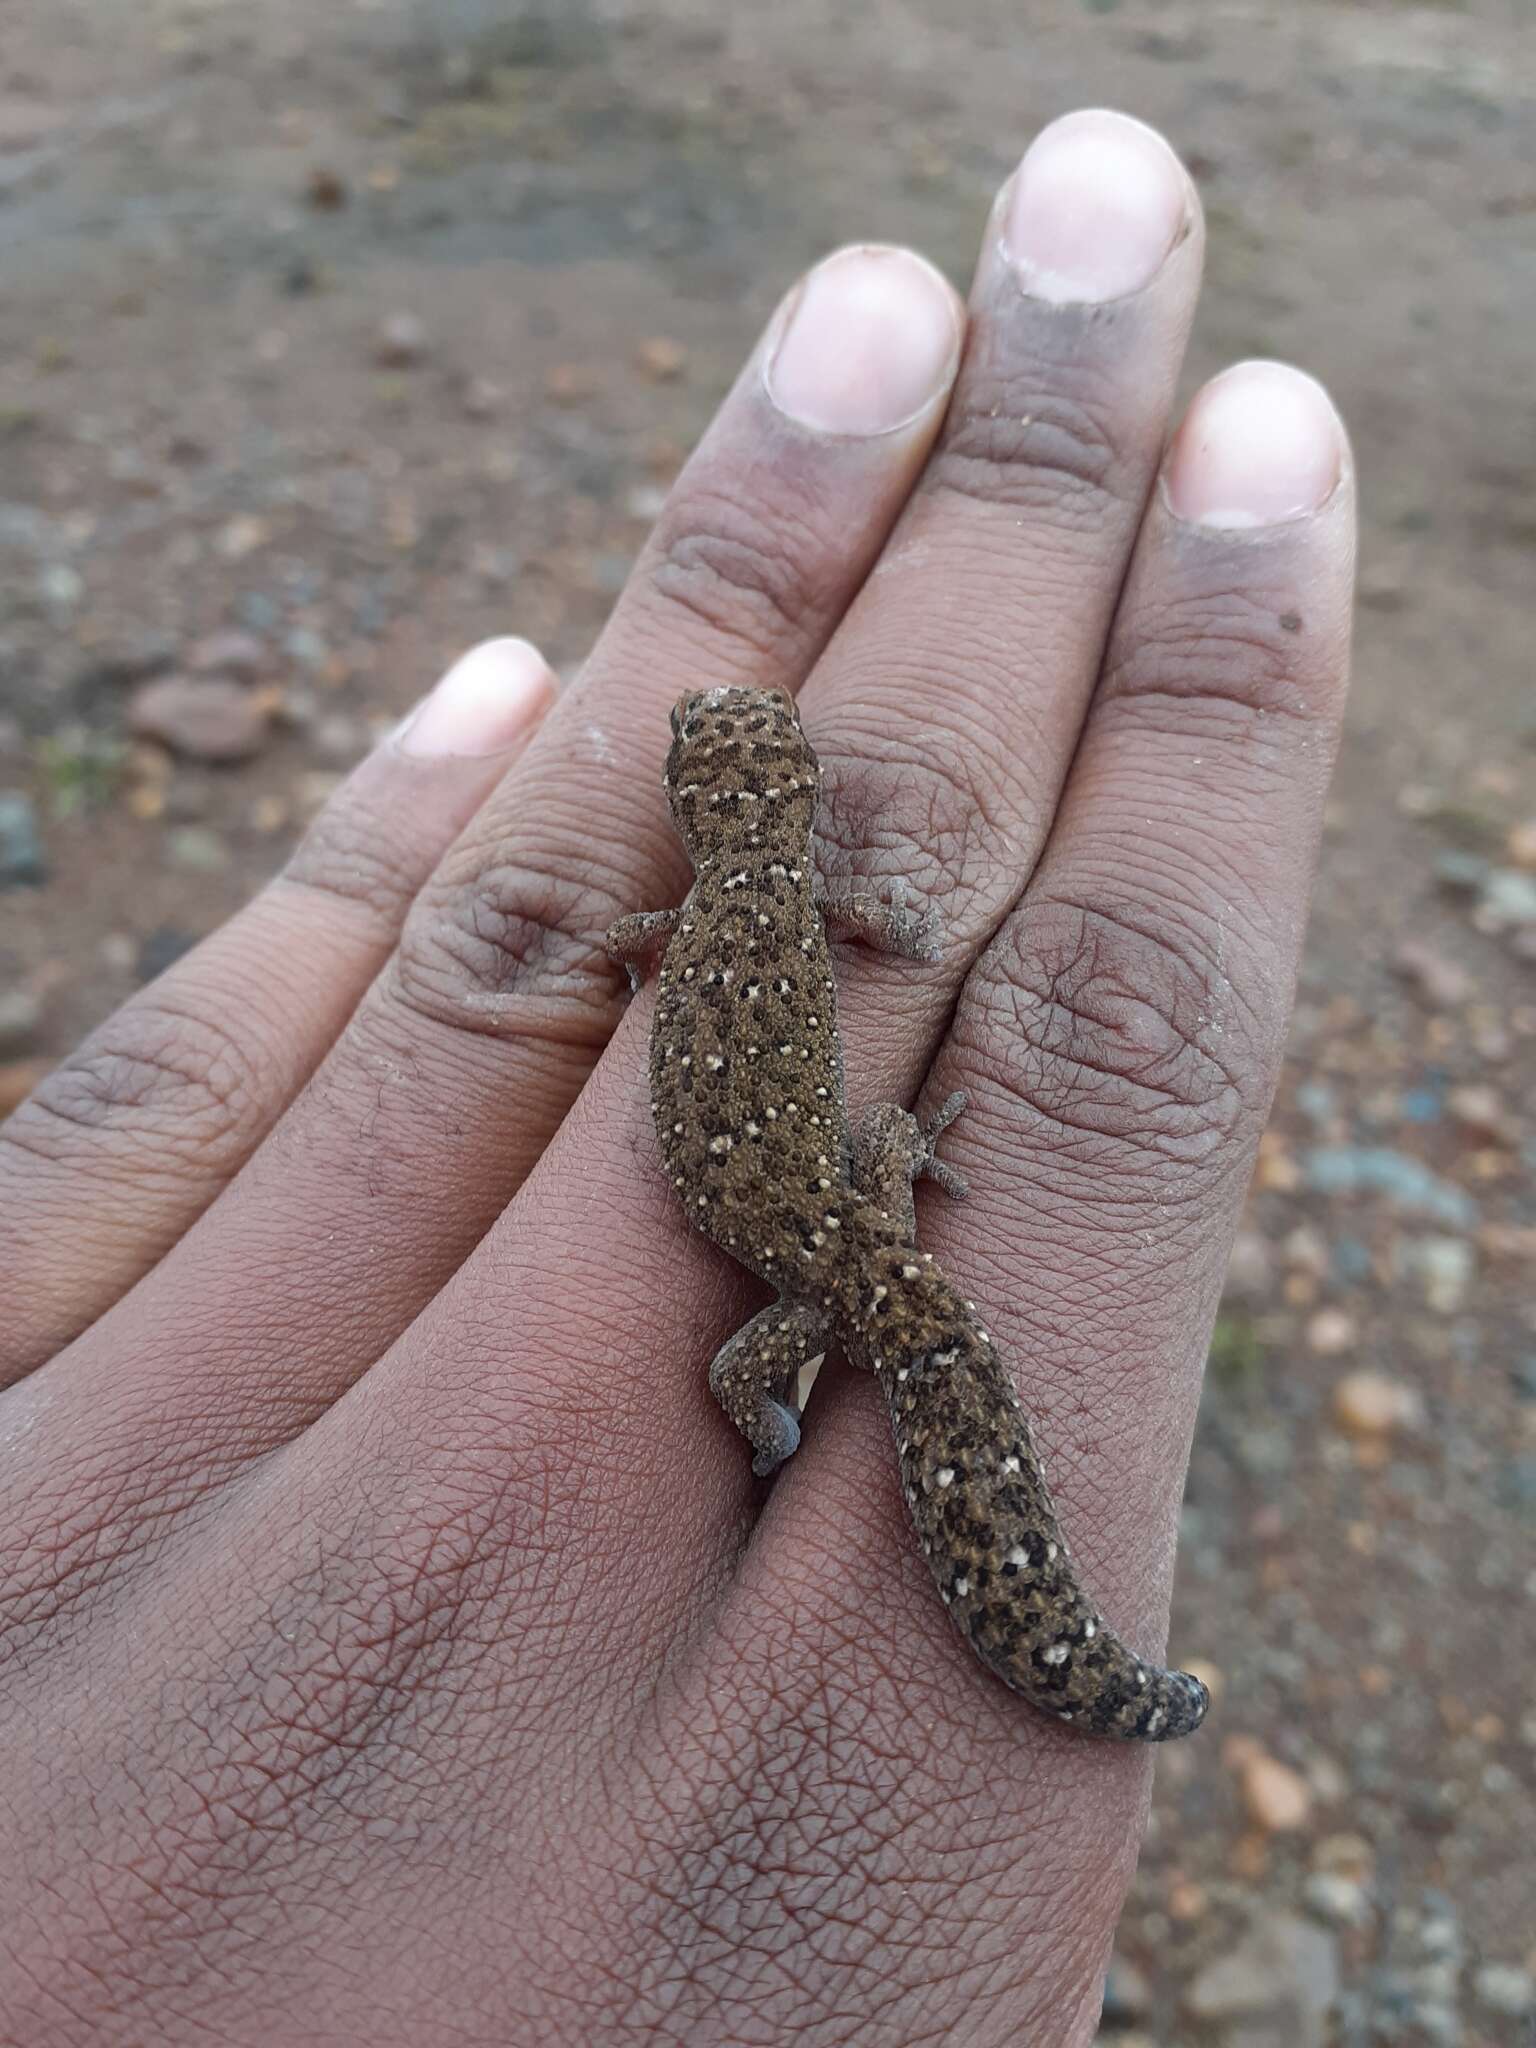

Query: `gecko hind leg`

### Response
(851, 1091, 970, 1232)
(708, 1298, 829, 1477)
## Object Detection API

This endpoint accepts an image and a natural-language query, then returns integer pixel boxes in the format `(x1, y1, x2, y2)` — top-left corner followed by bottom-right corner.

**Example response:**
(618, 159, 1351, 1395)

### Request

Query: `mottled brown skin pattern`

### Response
(607, 687, 1209, 1742)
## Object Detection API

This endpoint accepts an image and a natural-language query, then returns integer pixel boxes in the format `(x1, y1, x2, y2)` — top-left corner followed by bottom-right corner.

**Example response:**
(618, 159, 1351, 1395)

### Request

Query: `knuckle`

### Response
(0, 1443, 188, 1665)
(392, 846, 618, 1046)
(814, 732, 1002, 918)
(957, 896, 1275, 1179)
(645, 486, 832, 667)
(926, 368, 1125, 531)
(1, 1000, 272, 1178)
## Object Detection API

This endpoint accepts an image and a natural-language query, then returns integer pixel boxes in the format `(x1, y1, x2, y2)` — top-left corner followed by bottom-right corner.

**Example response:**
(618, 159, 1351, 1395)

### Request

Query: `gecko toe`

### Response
(924, 1158, 969, 1202)
(751, 1399, 802, 1477)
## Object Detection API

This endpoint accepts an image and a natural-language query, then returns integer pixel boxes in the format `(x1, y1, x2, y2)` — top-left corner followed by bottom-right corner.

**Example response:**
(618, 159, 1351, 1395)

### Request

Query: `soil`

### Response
(1, 2, 1532, 2040)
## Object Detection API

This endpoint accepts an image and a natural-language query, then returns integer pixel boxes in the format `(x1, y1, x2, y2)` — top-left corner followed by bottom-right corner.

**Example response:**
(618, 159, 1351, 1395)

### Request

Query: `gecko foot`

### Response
(917, 1089, 969, 1201)
(751, 1398, 802, 1478)
(816, 875, 942, 963)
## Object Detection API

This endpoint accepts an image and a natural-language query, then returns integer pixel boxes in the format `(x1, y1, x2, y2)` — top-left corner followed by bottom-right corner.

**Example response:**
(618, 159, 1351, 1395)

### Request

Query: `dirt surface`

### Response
(1, 2, 1533, 2040)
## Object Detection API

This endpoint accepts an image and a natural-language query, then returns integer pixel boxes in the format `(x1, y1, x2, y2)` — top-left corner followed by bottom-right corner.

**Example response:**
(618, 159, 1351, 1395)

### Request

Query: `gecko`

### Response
(606, 685, 1209, 1742)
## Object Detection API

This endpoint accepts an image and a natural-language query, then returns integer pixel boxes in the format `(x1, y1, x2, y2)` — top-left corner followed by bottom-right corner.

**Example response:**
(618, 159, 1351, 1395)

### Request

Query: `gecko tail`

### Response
(873, 1289, 1209, 1742)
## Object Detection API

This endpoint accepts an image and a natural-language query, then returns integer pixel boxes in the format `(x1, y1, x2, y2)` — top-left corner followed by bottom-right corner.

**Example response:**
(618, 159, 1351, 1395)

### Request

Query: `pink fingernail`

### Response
(399, 637, 555, 758)
(1164, 361, 1345, 529)
(765, 244, 963, 436)
(1004, 108, 1189, 305)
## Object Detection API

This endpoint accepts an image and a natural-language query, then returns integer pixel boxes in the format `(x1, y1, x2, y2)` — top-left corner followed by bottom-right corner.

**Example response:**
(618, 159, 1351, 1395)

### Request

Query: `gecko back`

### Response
(624, 688, 1209, 1742)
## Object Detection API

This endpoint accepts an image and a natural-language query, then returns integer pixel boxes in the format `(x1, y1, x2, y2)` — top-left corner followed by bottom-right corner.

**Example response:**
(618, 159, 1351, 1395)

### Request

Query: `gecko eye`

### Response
(669, 701, 685, 737)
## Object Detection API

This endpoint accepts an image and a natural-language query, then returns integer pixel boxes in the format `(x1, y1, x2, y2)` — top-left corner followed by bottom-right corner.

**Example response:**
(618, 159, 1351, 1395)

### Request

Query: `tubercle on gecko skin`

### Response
(605, 684, 1209, 1743)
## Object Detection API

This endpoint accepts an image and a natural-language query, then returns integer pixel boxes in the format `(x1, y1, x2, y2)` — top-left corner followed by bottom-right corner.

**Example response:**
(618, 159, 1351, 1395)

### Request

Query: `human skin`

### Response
(0, 108, 1354, 2048)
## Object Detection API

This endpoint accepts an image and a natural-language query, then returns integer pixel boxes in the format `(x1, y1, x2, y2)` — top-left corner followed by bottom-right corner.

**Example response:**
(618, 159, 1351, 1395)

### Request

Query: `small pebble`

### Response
(1472, 1964, 1534, 2018)
(374, 311, 429, 367)
(1311, 1832, 1375, 1881)
(1307, 1307, 1357, 1356)
(1432, 848, 1490, 895)
(1479, 867, 1536, 928)
(1392, 939, 1471, 1009)
(1100, 1953, 1152, 2025)
(1241, 1752, 1313, 1834)
(217, 514, 270, 560)
(1304, 1146, 1477, 1228)
(636, 335, 686, 380)
(305, 165, 348, 210)
(1446, 1083, 1511, 1143)
(311, 713, 366, 767)
(0, 989, 43, 1056)
(165, 825, 230, 873)
(1332, 1370, 1424, 1440)
(127, 675, 269, 762)
(546, 362, 597, 405)
(250, 793, 290, 835)
(1183, 1911, 1339, 2046)
(1394, 1235, 1475, 1315)
(461, 376, 504, 419)
(1498, 1454, 1536, 1513)
(0, 790, 46, 887)
(1303, 1871, 1372, 1929)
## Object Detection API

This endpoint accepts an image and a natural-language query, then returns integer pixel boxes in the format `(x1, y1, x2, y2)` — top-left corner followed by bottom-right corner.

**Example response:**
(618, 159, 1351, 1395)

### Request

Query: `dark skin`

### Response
(0, 110, 1353, 2045)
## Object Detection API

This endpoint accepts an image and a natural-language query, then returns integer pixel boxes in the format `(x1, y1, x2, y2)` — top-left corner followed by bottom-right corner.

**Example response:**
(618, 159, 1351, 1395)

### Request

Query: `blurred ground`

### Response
(0, 1, 1533, 2040)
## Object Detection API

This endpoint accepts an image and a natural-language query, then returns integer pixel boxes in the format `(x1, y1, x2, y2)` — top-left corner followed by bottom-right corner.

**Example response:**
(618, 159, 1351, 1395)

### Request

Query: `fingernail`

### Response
(399, 637, 555, 758)
(1004, 108, 1189, 304)
(765, 244, 962, 436)
(1164, 361, 1345, 529)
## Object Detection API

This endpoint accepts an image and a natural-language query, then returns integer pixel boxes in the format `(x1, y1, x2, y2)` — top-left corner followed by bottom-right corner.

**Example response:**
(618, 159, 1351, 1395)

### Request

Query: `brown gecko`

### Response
(607, 685, 1209, 1742)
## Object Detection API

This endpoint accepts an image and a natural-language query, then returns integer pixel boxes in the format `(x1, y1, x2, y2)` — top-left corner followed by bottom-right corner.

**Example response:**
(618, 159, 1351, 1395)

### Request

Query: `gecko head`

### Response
(663, 686, 820, 855)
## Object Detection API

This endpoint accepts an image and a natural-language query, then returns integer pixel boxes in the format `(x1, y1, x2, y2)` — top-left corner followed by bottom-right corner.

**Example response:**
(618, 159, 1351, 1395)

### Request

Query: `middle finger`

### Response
(804, 108, 1205, 1100)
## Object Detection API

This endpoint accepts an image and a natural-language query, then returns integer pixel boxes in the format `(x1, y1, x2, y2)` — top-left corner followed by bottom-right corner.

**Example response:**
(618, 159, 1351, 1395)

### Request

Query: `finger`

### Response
(735, 362, 1354, 1993)
(14, 250, 965, 1504)
(0, 639, 555, 1385)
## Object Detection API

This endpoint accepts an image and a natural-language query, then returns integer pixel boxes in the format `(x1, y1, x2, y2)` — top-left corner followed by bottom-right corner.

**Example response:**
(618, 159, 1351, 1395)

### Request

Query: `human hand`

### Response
(0, 110, 1354, 2044)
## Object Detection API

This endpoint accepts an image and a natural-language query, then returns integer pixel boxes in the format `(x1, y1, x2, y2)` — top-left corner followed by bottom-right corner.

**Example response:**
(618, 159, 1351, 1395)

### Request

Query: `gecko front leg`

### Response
(604, 908, 681, 993)
(815, 876, 941, 963)
(708, 1298, 829, 1476)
